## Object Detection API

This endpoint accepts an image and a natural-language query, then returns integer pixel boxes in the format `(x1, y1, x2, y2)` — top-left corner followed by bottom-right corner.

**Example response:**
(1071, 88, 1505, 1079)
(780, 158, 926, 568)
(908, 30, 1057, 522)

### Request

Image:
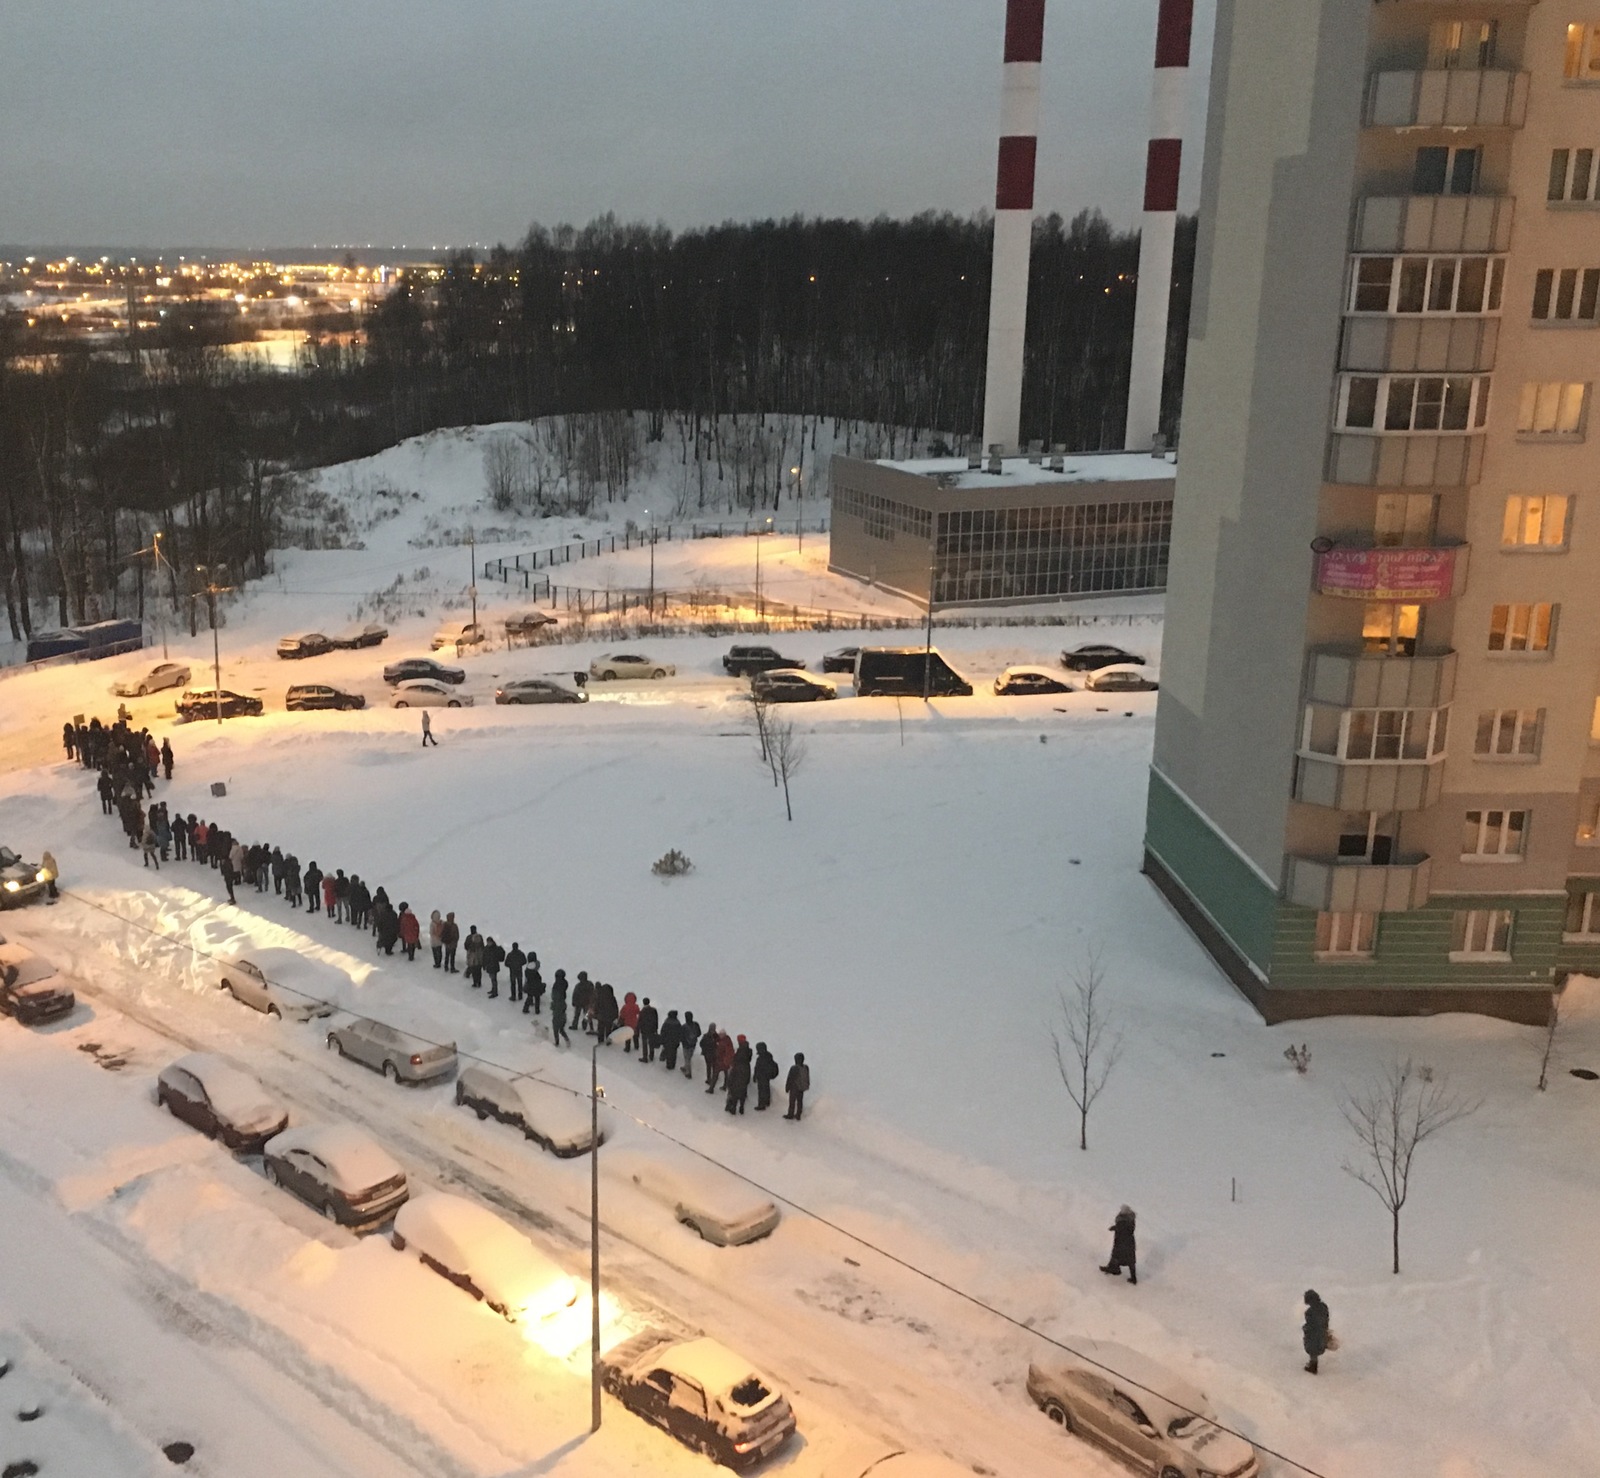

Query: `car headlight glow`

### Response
(34, 870, 46, 882)
(3, 880, 19, 892)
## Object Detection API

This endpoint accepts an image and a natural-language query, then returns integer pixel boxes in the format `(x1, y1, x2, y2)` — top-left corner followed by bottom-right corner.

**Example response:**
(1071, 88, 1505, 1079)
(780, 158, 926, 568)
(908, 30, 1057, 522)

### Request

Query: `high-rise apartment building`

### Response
(1145, 0, 1599, 1022)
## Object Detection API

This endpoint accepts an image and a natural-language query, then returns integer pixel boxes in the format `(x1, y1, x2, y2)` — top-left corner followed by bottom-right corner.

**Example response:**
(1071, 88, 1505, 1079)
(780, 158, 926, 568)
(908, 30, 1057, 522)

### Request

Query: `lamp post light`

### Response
(193, 564, 230, 724)
(591, 1025, 632, 1432)
(790, 466, 803, 554)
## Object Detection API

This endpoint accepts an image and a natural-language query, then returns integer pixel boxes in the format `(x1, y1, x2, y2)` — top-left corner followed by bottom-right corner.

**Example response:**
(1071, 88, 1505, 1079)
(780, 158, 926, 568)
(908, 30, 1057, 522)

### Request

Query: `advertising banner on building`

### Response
(1317, 547, 1457, 601)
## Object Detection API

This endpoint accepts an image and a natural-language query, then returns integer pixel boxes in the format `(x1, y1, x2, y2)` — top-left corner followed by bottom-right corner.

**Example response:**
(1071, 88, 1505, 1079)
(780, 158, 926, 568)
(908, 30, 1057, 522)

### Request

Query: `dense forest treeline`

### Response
(0, 209, 1195, 640)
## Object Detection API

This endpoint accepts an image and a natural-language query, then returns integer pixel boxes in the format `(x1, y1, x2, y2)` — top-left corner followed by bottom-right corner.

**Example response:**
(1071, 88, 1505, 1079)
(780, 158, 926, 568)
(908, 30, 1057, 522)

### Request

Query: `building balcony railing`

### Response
(1354, 195, 1514, 254)
(1293, 755, 1446, 812)
(1314, 542, 1469, 601)
(1284, 854, 1433, 913)
(1366, 69, 1529, 129)
(1305, 648, 1457, 709)
(1340, 316, 1498, 374)
(1327, 430, 1484, 487)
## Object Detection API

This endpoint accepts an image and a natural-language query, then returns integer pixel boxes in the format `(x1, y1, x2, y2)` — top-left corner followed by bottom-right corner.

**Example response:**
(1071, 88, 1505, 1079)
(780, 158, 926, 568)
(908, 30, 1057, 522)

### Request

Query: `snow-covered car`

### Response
(382, 658, 465, 686)
(1026, 1341, 1259, 1478)
(327, 1018, 457, 1083)
(0, 962, 74, 1025)
(391, 679, 473, 708)
(821, 646, 860, 673)
(994, 665, 1075, 697)
(1061, 643, 1146, 672)
(112, 661, 192, 697)
(494, 678, 587, 705)
(286, 683, 366, 712)
(504, 610, 557, 643)
(391, 1192, 579, 1323)
(176, 688, 264, 721)
(157, 1052, 287, 1154)
(600, 1330, 797, 1469)
(431, 619, 487, 650)
(0, 847, 49, 910)
(723, 645, 806, 676)
(590, 653, 675, 680)
(1085, 664, 1159, 694)
(276, 633, 332, 660)
(618, 1147, 780, 1246)
(328, 622, 389, 649)
(749, 669, 836, 703)
(455, 1065, 602, 1156)
(262, 1123, 409, 1229)
(215, 949, 336, 1022)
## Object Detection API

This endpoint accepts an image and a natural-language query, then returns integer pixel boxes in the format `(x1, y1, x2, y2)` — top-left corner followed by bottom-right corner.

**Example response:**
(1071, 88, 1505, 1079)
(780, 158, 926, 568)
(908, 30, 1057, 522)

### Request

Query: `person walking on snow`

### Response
(713, 1029, 735, 1092)
(725, 1038, 752, 1115)
(1303, 1290, 1331, 1374)
(62, 723, 76, 761)
(594, 982, 619, 1044)
(571, 973, 594, 1033)
(548, 971, 570, 1046)
(398, 904, 420, 961)
(506, 943, 525, 1001)
(421, 710, 437, 747)
(140, 820, 161, 869)
(160, 737, 174, 780)
(753, 1042, 778, 1111)
(523, 963, 545, 1016)
(428, 910, 443, 967)
(40, 850, 59, 900)
(783, 1053, 810, 1121)
(1100, 1206, 1138, 1284)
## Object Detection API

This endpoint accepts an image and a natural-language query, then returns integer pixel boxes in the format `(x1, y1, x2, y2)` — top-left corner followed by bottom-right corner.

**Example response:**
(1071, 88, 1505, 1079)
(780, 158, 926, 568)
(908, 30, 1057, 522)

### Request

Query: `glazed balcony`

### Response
(1327, 430, 1485, 486)
(1340, 316, 1499, 374)
(1355, 195, 1514, 254)
(1366, 70, 1529, 129)
(1314, 543, 1469, 601)
(1304, 648, 1457, 709)
(1293, 755, 1446, 812)
(1285, 854, 1433, 913)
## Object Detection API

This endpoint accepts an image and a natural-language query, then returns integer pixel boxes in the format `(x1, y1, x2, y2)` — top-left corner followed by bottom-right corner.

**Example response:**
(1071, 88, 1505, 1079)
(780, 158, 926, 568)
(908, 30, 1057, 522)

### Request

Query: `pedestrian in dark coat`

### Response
(464, 927, 485, 987)
(173, 812, 190, 861)
(375, 902, 400, 956)
(398, 904, 420, 960)
(549, 972, 570, 1046)
(270, 846, 285, 895)
(220, 853, 238, 904)
(441, 913, 460, 972)
(753, 1043, 779, 1111)
(637, 998, 659, 1063)
(700, 1024, 721, 1092)
(62, 722, 76, 760)
(659, 1010, 682, 1071)
(160, 738, 174, 780)
(1101, 1207, 1137, 1284)
(506, 944, 526, 1001)
(571, 973, 594, 1032)
(595, 982, 619, 1043)
(678, 1013, 698, 1077)
(783, 1053, 810, 1120)
(286, 856, 302, 908)
(523, 965, 545, 1016)
(483, 937, 505, 997)
(1303, 1291, 1331, 1374)
(304, 862, 322, 910)
(97, 769, 114, 816)
(725, 1039, 752, 1115)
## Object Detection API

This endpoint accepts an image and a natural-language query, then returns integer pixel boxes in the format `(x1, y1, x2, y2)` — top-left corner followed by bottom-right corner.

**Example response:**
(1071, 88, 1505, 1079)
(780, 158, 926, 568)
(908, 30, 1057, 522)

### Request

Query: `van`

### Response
(853, 647, 973, 697)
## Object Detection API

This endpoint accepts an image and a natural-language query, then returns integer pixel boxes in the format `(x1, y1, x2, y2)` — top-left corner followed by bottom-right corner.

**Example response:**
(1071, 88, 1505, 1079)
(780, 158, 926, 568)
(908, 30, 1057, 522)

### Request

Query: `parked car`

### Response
(328, 622, 389, 650)
(112, 661, 192, 697)
(327, 1018, 457, 1083)
(455, 1065, 602, 1156)
(1060, 643, 1146, 672)
(821, 646, 860, 674)
(286, 683, 366, 712)
(431, 620, 487, 650)
(1085, 663, 1159, 693)
(723, 645, 806, 676)
(0, 847, 49, 910)
(1026, 1341, 1259, 1478)
(156, 1052, 288, 1153)
(391, 679, 473, 708)
(853, 647, 972, 698)
(262, 1123, 409, 1229)
(0, 962, 74, 1024)
(504, 611, 558, 644)
(382, 658, 465, 686)
(616, 1147, 780, 1246)
(600, 1329, 797, 1470)
(590, 653, 675, 680)
(391, 1192, 579, 1323)
(494, 678, 587, 705)
(176, 689, 264, 721)
(994, 665, 1075, 697)
(215, 949, 337, 1021)
(277, 633, 333, 660)
(750, 669, 836, 703)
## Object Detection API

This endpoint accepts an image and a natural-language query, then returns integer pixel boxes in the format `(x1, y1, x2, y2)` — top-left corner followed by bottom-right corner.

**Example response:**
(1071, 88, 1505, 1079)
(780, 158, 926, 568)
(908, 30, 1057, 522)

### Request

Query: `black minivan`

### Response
(853, 647, 973, 697)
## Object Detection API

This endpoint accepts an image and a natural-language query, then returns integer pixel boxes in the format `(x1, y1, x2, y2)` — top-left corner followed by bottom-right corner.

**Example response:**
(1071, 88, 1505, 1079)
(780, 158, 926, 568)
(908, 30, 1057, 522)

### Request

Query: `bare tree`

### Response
(749, 690, 774, 773)
(1537, 986, 1566, 1092)
(769, 715, 806, 821)
(1340, 1059, 1478, 1274)
(483, 434, 520, 512)
(1050, 951, 1122, 1151)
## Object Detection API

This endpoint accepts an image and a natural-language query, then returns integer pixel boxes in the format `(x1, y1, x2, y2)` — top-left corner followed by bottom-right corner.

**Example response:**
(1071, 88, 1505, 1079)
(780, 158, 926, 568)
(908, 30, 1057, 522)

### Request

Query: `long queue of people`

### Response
(69, 710, 814, 1123)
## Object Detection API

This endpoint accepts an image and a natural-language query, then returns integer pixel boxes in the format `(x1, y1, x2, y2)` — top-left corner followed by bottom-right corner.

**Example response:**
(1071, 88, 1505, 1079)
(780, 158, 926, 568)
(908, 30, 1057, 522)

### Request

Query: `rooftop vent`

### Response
(986, 443, 1004, 475)
(1027, 439, 1044, 465)
(967, 445, 983, 471)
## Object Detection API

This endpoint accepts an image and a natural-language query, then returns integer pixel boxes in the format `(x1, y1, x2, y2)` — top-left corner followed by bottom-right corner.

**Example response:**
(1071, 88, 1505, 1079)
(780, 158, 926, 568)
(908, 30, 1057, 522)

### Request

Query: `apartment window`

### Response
(1549, 147, 1598, 201)
(1348, 255, 1504, 315)
(1414, 145, 1481, 196)
(1430, 19, 1498, 69)
(1462, 808, 1528, 858)
(1564, 890, 1600, 938)
(1502, 494, 1571, 549)
(1564, 22, 1600, 81)
(1339, 375, 1490, 433)
(1517, 382, 1589, 437)
(1488, 602, 1556, 653)
(1451, 908, 1514, 959)
(1374, 493, 1439, 547)
(1337, 813, 1397, 863)
(1364, 602, 1421, 655)
(1532, 268, 1600, 323)
(1316, 911, 1377, 958)
(1474, 709, 1542, 760)
(1303, 706, 1448, 762)
(1578, 792, 1600, 843)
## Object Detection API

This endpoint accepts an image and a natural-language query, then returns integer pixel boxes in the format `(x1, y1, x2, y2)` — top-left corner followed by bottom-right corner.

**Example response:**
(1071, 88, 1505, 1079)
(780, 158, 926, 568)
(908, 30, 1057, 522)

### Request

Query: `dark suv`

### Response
(723, 645, 806, 676)
(382, 658, 466, 686)
(176, 689, 265, 721)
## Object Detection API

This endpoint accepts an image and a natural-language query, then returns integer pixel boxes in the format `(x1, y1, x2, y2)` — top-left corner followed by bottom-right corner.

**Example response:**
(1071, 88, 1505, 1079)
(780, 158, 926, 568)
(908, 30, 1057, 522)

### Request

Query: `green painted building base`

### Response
(1144, 768, 1556, 1025)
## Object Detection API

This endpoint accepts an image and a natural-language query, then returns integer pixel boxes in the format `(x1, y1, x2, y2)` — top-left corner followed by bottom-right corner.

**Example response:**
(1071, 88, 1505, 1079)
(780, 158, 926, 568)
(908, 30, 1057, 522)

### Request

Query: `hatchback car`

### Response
(0, 847, 49, 910)
(1061, 643, 1146, 672)
(1027, 1341, 1259, 1478)
(112, 661, 192, 697)
(994, 665, 1075, 697)
(455, 1065, 603, 1156)
(391, 679, 472, 708)
(382, 658, 465, 686)
(821, 646, 860, 674)
(327, 1018, 457, 1083)
(277, 633, 332, 660)
(286, 684, 366, 712)
(392, 1192, 579, 1323)
(1085, 663, 1159, 693)
(262, 1123, 410, 1229)
(616, 1147, 780, 1246)
(431, 620, 487, 650)
(750, 668, 837, 703)
(494, 678, 587, 705)
(157, 1052, 288, 1153)
(590, 652, 675, 680)
(723, 645, 806, 676)
(215, 949, 337, 1021)
(328, 622, 389, 650)
(0, 962, 74, 1024)
(176, 689, 264, 721)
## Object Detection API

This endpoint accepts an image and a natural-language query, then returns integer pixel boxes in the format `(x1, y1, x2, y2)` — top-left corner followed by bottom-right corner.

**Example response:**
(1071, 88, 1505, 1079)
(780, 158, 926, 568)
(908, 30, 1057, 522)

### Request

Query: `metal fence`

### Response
(0, 636, 145, 683)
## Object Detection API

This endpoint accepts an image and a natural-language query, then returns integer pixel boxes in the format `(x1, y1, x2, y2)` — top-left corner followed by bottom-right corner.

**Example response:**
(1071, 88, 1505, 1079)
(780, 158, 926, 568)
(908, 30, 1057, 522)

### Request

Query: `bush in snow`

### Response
(652, 849, 693, 877)
(1283, 1043, 1311, 1075)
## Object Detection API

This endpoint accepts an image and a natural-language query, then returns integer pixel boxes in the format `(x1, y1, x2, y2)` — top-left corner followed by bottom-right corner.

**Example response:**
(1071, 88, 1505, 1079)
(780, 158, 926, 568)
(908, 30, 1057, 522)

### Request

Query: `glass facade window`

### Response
(1565, 23, 1600, 82)
(1348, 255, 1504, 315)
(1315, 911, 1377, 958)
(1339, 374, 1490, 432)
(1578, 792, 1600, 844)
(1301, 706, 1448, 761)
(1374, 493, 1439, 547)
(1502, 495, 1570, 549)
(1461, 808, 1528, 858)
(1531, 268, 1600, 323)
(1451, 909, 1514, 958)
(1363, 602, 1421, 654)
(1474, 709, 1542, 760)
(1517, 381, 1589, 436)
(1549, 147, 1598, 202)
(833, 484, 933, 544)
(1488, 602, 1556, 653)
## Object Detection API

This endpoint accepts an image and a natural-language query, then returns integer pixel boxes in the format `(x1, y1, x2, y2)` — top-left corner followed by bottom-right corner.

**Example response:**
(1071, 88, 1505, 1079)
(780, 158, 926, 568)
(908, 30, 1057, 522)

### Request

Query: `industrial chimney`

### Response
(1124, 0, 1193, 452)
(980, 0, 1046, 457)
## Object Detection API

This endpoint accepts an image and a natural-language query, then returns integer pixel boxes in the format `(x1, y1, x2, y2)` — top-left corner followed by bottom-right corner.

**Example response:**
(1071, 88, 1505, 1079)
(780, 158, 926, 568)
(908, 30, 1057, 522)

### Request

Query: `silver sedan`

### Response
(113, 661, 192, 697)
(326, 1018, 457, 1083)
(589, 652, 675, 680)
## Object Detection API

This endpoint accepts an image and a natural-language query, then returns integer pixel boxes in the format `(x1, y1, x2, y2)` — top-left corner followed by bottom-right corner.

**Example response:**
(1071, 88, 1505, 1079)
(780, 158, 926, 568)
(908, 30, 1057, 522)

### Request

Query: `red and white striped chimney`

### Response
(981, 0, 1046, 456)
(1124, 0, 1193, 451)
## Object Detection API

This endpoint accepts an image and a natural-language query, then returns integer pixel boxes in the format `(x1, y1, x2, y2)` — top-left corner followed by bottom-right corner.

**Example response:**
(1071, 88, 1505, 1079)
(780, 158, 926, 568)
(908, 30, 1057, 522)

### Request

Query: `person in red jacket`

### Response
(322, 872, 338, 917)
(397, 903, 421, 962)
(620, 991, 640, 1051)
(713, 1029, 735, 1092)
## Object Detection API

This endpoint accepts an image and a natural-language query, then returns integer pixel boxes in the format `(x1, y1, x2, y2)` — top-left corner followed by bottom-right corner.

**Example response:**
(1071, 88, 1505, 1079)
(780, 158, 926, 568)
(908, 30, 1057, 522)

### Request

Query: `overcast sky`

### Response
(1, 0, 1214, 250)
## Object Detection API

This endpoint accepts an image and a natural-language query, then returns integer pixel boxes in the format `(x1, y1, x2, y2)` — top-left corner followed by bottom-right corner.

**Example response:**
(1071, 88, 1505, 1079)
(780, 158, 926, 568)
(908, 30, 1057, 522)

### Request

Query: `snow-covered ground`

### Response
(0, 428, 1593, 1478)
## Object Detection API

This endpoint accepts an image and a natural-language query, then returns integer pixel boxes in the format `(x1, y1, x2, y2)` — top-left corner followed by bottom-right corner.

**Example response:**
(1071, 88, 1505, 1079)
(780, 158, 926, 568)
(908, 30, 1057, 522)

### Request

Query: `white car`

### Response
(326, 1018, 457, 1083)
(455, 1065, 603, 1156)
(215, 949, 336, 1021)
(1085, 663, 1159, 694)
(157, 1052, 288, 1154)
(431, 620, 487, 650)
(392, 1192, 579, 1323)
(615, 1146, 780, 1246)
(391, 679, 473, 708)
(590, 652, 675, 681)
(112, 661, 192, 697)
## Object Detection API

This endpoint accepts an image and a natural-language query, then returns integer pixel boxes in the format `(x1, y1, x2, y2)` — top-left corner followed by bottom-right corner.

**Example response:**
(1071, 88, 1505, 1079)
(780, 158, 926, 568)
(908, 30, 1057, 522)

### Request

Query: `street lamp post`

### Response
(467, 527, 478, 633)
(194, 564, 230, 724)
(644, 510, 655, 619)
(755, 517, 773, 620)
(922, 536, 937, 702)
(791, 466, 803, 554)
(591, 1025, 632, 1432)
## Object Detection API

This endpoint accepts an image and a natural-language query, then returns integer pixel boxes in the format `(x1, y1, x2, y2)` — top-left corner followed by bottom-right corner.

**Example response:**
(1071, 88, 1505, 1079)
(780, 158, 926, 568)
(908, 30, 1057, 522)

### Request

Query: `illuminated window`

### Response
(1518, 382, 1590, 437)
(1501, 495, 1571, 549)
(1429, 19, 1497, 69)
(1451, 909, 1514, 959)
(1474, 709, 1542, 760)
(1487, 603, 1556, 653)
(1363, 602, 1421, 655)
(1461, 808, 1528, 858)
(1315, 911, 1377, 958)
(1564, 22, 1600, 81)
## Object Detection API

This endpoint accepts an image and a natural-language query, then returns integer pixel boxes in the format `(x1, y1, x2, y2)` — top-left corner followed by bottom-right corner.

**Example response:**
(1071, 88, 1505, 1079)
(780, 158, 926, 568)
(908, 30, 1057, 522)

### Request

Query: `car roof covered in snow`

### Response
(512, 1076, 592, 1137)
(1033, 1339, 1211, 1427)
(166, 1053, 280, 1122)
(266, 1123, 402, 1190)
(654, 1337, 769, 1398)
(396, 1192, 533, 1264)
(614, 1145, 777, 1223)
(1089, 663, 1150, 679)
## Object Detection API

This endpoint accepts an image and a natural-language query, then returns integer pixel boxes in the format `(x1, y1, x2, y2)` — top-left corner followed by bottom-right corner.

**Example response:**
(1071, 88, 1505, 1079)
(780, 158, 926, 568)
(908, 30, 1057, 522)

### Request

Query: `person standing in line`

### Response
(441, 912, 460, 972)
(286, 854, 303, 908)
(1100, 1206, 1138, 1285)
(548, 971, 570, 1046)
(96, 769, 114, 816)
(483, 936, 504, 997)
(331, 869, 348, 921)
(220, 851, 238, 905)
(463, 925, 485, 987)
(1303, 1291, 1331, 1375)
(659, 1009, 682, 1071)
(753, 1042, 778, 1111)
(783, 1053, 810, 1121)
(594, 982, 619, 1044)
(678, 1012, 699, 1078)
(62, 722, 76, 761)
(160, 737, 174, 780)
(421, 710, 437, 747)
(571, 973, 594, 1033)
(700, 1022, 721, 1093)
(429, 910, 444, 967)
(636, 997, 659, 1064)
(725, 1038, 752, 1115)
(322, 870, 339, 919)
(303, 860, 322, 909)
(713, 1028, 735, 1093)
(172, 812, 190, 862)
(506, 942, 526, 1002)
(270, 846, 284, 895)
(619, 991, 640, 1050)
(526, 963, 546, 1016)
